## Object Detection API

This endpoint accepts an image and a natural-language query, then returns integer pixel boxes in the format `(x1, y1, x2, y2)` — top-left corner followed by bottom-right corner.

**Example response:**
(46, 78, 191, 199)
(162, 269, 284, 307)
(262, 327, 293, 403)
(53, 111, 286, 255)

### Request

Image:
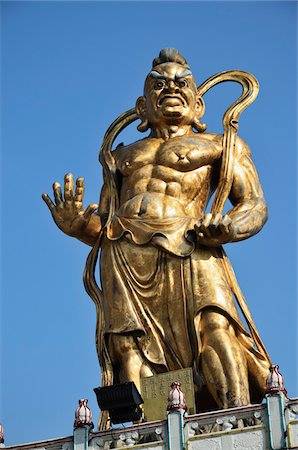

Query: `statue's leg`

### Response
(196, 309, 250, 408)
(109, 334, 154, 392)
(243, 343, 270, 398)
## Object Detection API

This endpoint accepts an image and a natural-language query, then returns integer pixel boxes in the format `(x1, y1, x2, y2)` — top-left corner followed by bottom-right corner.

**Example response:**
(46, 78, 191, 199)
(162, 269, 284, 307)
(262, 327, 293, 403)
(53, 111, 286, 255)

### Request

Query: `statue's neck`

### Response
(150, 124, 193, 140)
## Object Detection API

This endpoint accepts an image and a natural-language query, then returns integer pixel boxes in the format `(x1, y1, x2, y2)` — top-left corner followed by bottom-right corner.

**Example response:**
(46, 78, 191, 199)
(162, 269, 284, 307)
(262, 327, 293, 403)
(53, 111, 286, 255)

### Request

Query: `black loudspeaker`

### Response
(94, 382, 144, 424)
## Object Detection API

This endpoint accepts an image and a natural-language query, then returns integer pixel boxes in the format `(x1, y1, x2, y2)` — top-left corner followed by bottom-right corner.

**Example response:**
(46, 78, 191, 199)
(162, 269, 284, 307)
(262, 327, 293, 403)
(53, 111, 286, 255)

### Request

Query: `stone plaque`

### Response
(140, 367, 196, 422)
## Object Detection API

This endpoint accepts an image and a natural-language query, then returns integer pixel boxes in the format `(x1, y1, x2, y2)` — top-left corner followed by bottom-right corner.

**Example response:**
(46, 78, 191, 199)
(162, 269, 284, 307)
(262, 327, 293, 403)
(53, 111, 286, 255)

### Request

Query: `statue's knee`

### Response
(200, 310, 230, 338)
(109, 334, 137, 360)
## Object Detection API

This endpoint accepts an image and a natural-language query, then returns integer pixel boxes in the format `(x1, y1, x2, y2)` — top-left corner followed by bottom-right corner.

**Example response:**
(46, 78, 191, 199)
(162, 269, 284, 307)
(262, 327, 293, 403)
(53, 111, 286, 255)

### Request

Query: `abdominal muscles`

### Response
(117, 193, 187, 220)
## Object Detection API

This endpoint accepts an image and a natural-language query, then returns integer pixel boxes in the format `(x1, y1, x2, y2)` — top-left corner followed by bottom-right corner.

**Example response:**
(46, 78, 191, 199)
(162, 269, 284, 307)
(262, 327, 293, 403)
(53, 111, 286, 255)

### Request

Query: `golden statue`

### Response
(43, 48, 271, 427)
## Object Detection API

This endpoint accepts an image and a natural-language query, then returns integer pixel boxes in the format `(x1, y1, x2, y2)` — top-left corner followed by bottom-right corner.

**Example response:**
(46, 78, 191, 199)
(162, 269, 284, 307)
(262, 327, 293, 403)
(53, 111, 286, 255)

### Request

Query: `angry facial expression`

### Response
(142, 63, 198, 127)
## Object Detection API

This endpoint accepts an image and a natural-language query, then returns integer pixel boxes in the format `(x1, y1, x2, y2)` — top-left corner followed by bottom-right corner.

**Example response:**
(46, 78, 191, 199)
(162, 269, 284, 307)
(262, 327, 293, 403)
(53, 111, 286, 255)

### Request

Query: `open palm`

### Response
(42, 173, 98, 238)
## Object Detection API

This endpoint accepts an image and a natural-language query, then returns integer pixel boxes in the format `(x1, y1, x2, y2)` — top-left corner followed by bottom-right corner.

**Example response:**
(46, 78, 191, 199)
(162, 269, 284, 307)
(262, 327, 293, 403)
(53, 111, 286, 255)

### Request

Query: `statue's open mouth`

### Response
(158, 95, 186, 107)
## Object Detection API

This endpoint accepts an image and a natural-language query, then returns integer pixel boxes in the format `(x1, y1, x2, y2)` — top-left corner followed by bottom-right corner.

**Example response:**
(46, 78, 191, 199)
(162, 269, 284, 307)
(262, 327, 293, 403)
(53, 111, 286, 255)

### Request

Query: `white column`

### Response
(74, 426, 90, 450)
(167, 410, 184, 450)
(266, 393, 286, 449)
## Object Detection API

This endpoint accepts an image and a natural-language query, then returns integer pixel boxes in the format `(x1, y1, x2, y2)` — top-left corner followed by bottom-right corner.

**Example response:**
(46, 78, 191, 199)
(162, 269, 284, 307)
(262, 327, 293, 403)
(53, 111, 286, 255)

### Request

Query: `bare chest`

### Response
(156, 138, 221, 172)
(116, 136, 222, 175)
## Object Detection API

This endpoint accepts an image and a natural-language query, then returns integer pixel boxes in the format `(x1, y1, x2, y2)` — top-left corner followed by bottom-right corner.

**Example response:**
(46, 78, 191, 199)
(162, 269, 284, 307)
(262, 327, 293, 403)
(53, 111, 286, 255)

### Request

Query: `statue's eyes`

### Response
(177, 79, 188, 88)
(154, 80, 165, 89)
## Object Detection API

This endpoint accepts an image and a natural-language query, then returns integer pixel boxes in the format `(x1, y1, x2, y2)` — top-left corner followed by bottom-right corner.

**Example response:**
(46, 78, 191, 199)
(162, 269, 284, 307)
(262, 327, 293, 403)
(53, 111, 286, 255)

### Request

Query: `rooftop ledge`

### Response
(5, 396, 298, 450)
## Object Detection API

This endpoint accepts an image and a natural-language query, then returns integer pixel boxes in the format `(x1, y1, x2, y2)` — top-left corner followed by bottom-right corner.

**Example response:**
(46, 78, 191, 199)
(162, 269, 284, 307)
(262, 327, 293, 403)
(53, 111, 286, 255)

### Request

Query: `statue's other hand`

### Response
(42, 173, 99, 239)
(195, 213, 237, 247)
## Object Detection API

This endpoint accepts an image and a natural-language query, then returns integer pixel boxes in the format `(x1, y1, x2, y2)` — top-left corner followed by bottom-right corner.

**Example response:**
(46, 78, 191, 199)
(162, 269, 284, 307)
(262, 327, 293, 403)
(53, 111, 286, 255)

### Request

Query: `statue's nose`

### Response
(167, 80, 179, 92)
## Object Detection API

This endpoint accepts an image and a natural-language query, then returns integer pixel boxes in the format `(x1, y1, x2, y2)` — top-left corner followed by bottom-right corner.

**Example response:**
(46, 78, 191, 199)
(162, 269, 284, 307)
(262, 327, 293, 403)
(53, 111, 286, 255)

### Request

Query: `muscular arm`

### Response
(195, 136, 267, 247)
(227, 137, 268, 241)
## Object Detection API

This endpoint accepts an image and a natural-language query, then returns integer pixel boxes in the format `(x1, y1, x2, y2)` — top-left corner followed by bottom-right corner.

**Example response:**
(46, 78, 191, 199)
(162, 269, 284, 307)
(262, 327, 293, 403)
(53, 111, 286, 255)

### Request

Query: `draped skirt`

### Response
(100, 236, 255, 373)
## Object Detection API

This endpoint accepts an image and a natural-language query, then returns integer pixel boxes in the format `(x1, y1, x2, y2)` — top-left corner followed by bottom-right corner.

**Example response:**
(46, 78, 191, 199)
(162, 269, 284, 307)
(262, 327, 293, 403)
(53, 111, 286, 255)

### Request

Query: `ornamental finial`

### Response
(167, 381, 187, 412)
(74, 399, 94, 429)
(266, 365, 287, 395)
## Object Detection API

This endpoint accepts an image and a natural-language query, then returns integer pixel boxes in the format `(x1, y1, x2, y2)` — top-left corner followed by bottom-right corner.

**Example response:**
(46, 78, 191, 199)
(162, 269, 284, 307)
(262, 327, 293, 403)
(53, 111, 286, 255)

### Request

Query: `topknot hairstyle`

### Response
(152, 48, 190, 69)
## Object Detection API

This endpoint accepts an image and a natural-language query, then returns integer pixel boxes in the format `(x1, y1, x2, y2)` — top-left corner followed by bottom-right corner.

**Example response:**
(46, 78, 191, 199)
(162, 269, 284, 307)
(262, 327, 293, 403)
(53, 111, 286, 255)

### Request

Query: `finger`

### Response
(202, 213, 212, 228)
(194, 222, 207, 236)
(194, 223, 204, 240)
(200, 213, 213, 238)
(53, 182, 63, 205)
(42, 193, 56, 212)
(211, 213, 222, 227)
(83, 203, 98, 221)
(208, 213, 222, 236)
(222, 214, 232, 226)
(74, 177, 85, 205)
(64, 173, 74, 202)
(194, 219, 203, 230)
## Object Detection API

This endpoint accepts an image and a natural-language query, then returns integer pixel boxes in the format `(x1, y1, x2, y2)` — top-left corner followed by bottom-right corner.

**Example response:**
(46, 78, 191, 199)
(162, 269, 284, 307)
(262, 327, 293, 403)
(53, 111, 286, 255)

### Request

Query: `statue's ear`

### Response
(193, 93, 207, 132)
(195, 94, 205, 119)
(136, 96, 149, 132)
(136, 96, 146, 117)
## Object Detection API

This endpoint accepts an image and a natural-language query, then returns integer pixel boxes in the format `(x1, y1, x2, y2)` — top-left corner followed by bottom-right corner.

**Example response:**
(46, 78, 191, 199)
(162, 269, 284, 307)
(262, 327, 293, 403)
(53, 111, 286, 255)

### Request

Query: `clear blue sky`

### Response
(1, 1, 297, 446)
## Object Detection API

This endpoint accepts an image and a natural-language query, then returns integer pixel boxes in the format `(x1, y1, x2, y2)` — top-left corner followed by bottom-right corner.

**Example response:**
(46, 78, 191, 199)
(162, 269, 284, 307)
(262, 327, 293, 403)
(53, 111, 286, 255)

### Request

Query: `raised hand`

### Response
(42, 173, 100, 243)
(195, 213, 237, 247)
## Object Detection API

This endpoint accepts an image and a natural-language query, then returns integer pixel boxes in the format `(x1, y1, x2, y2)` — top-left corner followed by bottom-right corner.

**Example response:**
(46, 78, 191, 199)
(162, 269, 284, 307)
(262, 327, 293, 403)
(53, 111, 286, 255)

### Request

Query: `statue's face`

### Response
(142, 62, 198, 127)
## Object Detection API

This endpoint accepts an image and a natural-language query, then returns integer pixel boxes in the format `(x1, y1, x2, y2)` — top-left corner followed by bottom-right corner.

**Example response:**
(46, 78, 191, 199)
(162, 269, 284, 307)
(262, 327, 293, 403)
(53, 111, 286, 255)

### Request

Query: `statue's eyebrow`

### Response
(149, 71, 167, 79)
(175, 69, 192, 79)
(149, 69, 193, 80)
